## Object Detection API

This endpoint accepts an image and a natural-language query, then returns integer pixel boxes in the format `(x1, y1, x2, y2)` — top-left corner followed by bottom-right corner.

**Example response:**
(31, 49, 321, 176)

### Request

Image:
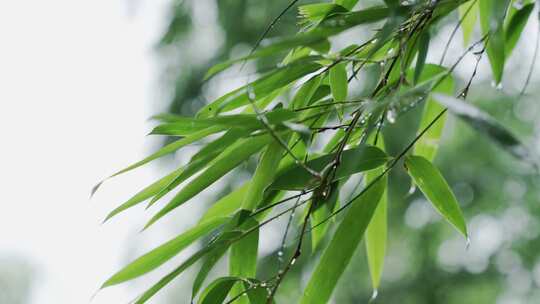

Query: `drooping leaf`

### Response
(334, 0, 359, 10)
(269, 145, 389, 190)
(329, 62, 348, 102)
(103, 167, 183, 223)
(405, 155, 468, 237)
(365, 137, 388, 292)
(144, 134, 273, 229)
(292, 75, 323, 109)
(434, 94, 534, 163)
(197, 277, 240, 304)
(413, 65, 455, 161)
(413, 31, 430, 84)
(505, 2, 534, 57)
(229, 219, 259, 304)
(311, 181, 340, 251)
(151, 109, 298, 136)
(300, 168, 386, 304)
(459, 0, 479, 46)
(198, 58, 322, 117)
(133, 231, 243, 304)
(112, 126, 223, 178)
(479, 0, 512, 84)
(102, 217, 227, 288)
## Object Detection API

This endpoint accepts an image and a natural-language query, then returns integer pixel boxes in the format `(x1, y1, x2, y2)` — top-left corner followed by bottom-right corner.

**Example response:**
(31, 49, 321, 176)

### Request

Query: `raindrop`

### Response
(260, 282, 267, 287)
(369, 289, 379, 302)
(407, 184, 417, 196)
(386, 108, 397, 124)
(291, 258, 297, 265)
(277, 250, 283, 257)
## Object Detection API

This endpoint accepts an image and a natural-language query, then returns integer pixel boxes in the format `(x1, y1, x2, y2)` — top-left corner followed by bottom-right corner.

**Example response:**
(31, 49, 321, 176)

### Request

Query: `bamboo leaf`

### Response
(479, 0, 511, 84)
(413, 31, 430, 84)
(145, 134, 272, 229)
(198, 59, 322, 118)
(329, 62, 348, 102)
(505, 2, 534, 57)
(229, 219, 259, 304)
(103, 167, 183, 223)
(300, 168, 387, 304)
(133, 231, 243, 304)
(197, 277, 239, 304)
(365, 137, 388, 293)
(405, 155, 468, 237)
(151, 109, 298, 136)
(459, 0, 479, 46)
(413, 65, 455, 161)
(434, 94, 535, 163)
(269, 145, 389, 190)
(102, 217, 227, 288)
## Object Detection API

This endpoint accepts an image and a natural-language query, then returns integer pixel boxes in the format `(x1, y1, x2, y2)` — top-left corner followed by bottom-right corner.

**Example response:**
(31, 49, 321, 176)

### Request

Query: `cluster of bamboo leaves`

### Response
(94, 0, 538, 303)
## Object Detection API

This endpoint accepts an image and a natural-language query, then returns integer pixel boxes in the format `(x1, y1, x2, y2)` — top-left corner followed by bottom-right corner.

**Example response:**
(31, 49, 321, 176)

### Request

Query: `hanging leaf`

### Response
(144, 134, 272, 229)
(504, 2, 534, 57)
(151, 109, 298, 136)
(198, 58, 322, 117)
(229, 219, 259, 304)
(365, 137, 388, 292)
(269, 145, 389, 190)
(413, 31, 430, 84)
(197, 277, 240, 304)
(133, 231, 243, 304)
(413, 65, 455, 161)
(479, 0, 511, 84)
(329, 62, 348, 102)
(103, 167, 183, 223)
(405, 155, 468, 237)
(434, 94, 535, 163)
(300, 168, 386, 304)
(459, 0, 479, 46)
(101, 217, 227, 288)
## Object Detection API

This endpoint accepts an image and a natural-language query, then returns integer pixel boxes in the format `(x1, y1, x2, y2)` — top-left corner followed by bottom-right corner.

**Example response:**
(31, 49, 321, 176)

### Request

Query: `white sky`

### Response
(0, 0, 171, 303)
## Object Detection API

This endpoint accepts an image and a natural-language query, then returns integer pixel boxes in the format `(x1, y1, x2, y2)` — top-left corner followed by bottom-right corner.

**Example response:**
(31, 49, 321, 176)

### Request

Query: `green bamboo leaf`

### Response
(101, 217, 227, 288)
(229, 219, 259, 304)
(413, 31, 430, 84)
(299, 3, 348, 26)
(103, 167, 183, 223)
(197, 277, 239, 304)
(144, 134, 272, 229)
(134, 247, 212, 304)
(505, 2, 534, 57)
(434, 94, 535, 163)
(269, 145, 389, 190)
(334, 0, 359, 10)
(405, 155, 468, 237)
(229, 139, 288, 301)
(300, 168, 386, 304)
(329, 62, 348, 102)
(192, 246, 229, 299)
(133, 231, 243, 304)
(311, 181, 340, 251)
(413, 65, 455, 161)
(479, 0, 511, 84)
(365, 138, 388, 292)
(199, 183, 251, 224)
(91, 126, 224, 197)
(151, 109, 298, 136)
(292, 75, 323, 109)
(459, 0, 479, 46)
(197, 59, 322, 118)
(203, 5, 397, 80)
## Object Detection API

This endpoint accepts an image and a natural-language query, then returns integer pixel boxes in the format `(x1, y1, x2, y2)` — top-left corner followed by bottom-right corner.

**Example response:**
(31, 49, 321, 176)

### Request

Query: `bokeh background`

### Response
(1, 0, 540, 303)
